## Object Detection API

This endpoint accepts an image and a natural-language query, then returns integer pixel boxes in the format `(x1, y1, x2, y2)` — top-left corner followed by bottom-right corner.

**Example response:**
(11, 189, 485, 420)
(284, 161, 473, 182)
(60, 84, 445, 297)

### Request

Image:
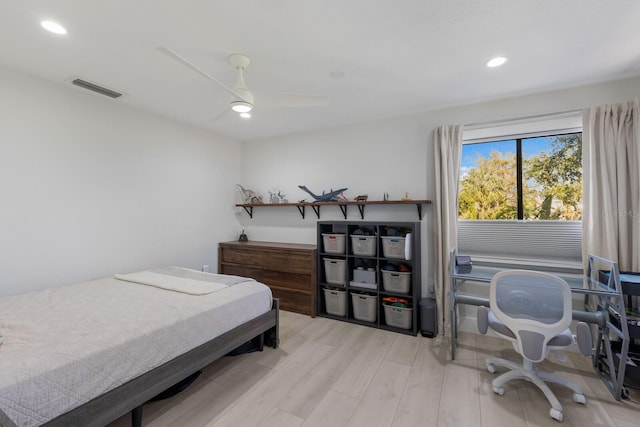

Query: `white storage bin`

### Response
(351, 293, 377, 322)
(351, 267, 376, 290)
(353, 268, 376, 284)
(381, 236, 406, 259)
(381, 270, 411, 294)
(323, 258, 347, 285)
(383, 303, 413, 329)
(324, 288, 347, 317)
(350, 235, 377, 256)
(322, 233, 346, 254)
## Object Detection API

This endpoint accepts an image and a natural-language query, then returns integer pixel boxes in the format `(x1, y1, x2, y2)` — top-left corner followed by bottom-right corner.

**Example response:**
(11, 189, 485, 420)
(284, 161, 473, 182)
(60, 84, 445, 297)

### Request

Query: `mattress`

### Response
(0, 269, 272, 427)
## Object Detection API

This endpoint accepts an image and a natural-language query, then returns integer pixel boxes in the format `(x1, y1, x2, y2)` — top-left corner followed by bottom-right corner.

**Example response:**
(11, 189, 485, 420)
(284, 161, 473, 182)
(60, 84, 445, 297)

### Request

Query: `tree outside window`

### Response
(458, 133, 582, 220)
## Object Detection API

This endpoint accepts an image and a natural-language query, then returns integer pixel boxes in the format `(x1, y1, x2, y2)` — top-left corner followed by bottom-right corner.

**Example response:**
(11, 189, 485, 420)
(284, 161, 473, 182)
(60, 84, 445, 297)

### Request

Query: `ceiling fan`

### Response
(159, 47, 329, 118)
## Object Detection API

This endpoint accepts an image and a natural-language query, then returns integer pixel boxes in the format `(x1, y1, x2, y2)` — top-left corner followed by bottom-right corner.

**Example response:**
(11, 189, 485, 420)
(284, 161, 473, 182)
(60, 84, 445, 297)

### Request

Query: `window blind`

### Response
(457, 220, 582, 266)
(463, 111, 582, 142)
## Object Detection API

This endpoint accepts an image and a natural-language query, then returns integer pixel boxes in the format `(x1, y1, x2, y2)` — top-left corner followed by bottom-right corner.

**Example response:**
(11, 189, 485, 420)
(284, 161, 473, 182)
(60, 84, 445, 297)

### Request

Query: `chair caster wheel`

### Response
(492, 386, 504, 396)
(573, 393, 586, 404)
(549, 408, 563, 422)
(486, 362, 496, 373)
(621, 387, 630, 399)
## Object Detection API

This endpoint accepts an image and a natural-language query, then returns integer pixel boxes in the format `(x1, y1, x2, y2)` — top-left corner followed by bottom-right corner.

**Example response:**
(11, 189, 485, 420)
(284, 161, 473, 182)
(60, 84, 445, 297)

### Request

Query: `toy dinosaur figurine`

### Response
(298, 185, 348, 202)
(237, 184, 263, 204)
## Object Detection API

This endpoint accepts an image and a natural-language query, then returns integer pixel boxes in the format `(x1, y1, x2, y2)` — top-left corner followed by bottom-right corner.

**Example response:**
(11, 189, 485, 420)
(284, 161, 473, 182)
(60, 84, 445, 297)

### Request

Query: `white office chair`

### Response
(477, 270, 593, 422)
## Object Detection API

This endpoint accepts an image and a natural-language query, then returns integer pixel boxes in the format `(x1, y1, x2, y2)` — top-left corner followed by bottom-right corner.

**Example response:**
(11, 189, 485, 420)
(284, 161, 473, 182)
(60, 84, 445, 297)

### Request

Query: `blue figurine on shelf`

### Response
(298, 185, 348, 202)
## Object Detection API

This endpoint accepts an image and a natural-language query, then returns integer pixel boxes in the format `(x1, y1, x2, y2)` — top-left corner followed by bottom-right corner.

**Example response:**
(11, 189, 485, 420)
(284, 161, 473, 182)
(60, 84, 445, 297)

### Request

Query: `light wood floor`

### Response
(109, 311, 639, 427)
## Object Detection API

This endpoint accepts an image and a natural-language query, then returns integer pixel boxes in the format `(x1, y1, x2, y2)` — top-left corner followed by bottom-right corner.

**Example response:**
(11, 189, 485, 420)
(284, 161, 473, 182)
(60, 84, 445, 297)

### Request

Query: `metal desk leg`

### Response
(451, 299, 457, 360)
(450, 276, 459, 360)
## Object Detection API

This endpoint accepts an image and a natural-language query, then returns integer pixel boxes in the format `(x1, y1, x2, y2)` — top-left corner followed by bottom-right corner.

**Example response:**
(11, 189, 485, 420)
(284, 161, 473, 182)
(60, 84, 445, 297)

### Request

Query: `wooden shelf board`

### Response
(236, 199, 431, 208)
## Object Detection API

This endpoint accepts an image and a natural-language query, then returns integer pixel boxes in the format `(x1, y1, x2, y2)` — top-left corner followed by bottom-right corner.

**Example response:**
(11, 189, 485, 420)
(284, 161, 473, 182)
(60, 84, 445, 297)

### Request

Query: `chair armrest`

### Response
(575, 322, 593, 356)
(477, 306, 489, 334)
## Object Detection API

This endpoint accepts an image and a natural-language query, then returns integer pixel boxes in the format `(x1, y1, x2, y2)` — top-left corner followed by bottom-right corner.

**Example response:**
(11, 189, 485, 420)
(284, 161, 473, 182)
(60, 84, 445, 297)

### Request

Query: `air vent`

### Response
(71, 78, 122, 99)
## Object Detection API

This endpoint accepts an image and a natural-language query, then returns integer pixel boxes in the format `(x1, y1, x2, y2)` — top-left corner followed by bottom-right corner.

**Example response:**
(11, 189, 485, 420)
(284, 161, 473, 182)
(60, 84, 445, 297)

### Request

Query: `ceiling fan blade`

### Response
(210, 107, 230, 123)
(157, 47, 248, 103)
(253, 91, 330, 109)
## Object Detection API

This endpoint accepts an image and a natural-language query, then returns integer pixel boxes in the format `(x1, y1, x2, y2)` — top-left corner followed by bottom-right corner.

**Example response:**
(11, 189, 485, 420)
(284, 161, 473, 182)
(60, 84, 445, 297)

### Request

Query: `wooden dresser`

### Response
(218, 241, 317, 316)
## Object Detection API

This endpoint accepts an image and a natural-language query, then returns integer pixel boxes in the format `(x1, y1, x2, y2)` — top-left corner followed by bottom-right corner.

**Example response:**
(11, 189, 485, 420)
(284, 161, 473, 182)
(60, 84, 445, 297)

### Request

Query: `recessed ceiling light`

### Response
(41, 20, 67, 35)
(239, 112, 251, 119)
(486, 56, 508, 68)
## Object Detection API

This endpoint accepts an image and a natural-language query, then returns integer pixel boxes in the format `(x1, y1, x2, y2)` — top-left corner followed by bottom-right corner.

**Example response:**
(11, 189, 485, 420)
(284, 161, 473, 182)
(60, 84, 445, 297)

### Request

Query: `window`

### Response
(459, 132, 582, 220)
(457, 113, 583, 266)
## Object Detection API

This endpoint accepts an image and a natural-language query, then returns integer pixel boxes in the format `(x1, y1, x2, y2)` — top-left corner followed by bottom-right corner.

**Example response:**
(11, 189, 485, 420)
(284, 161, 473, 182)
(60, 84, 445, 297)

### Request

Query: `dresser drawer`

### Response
(271, 288, 312, 316)
(220, 247, 263, 268)
(261, 270, 313, 293)
(219, 264, 263, 282)
(262, 252, 313, 275)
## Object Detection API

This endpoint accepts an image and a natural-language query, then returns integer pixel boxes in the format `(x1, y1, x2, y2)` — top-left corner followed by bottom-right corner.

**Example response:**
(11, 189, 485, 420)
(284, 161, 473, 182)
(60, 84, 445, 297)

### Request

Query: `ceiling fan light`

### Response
(231, 101, 253, 113)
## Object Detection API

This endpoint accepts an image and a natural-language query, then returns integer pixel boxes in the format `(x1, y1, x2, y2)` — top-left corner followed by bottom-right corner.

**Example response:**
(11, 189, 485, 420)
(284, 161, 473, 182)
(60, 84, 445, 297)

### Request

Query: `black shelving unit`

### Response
(593, 264, 637, 399)
(610, 272, 640, 391)
(316, 221, 421, 336)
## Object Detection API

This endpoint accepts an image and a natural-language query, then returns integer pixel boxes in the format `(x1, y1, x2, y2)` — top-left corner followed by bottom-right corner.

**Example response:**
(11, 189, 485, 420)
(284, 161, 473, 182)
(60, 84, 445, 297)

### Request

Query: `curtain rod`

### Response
(464, 109, 581, 129)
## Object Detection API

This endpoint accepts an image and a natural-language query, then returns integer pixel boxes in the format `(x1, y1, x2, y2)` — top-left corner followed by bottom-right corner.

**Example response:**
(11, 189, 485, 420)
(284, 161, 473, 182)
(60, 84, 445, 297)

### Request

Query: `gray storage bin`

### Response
(350, 235, 377, 256)
(323, 258, 347, 285)
(383, 303, 412, 329)
(381, 270, 411, 294)
(324, 288, 347, 317)
(351, 293, 377, 322)
(322, 233, 345, 254)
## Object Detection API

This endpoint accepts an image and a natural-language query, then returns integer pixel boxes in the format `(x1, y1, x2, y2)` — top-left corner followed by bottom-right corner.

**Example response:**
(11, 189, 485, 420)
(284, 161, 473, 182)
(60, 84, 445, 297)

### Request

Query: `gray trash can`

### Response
(419, 298, 438, 338)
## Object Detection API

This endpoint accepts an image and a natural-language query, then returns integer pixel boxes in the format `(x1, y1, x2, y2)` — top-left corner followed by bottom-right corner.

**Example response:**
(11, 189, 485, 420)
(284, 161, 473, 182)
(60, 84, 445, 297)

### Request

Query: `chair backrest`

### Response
(490, 270, 572, 363)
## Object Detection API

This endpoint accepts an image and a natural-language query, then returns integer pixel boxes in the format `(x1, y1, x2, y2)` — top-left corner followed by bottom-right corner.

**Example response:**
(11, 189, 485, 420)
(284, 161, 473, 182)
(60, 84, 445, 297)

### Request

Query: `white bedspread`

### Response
(0, 271, 272, 426)
(115, 271, 229, 295)
(114, 266, 256, 295)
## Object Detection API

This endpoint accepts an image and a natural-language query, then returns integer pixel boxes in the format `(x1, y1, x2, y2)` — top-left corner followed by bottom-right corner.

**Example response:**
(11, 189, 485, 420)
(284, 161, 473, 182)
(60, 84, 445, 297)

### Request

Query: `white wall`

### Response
(0, 66, 242, 296)
(3, 64, 638, 302)
(240, 75, 640, 299)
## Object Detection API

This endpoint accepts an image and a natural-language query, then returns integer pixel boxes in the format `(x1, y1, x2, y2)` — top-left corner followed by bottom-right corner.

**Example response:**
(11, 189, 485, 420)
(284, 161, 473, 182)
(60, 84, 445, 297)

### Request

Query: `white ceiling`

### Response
(2, 1, 640, 141)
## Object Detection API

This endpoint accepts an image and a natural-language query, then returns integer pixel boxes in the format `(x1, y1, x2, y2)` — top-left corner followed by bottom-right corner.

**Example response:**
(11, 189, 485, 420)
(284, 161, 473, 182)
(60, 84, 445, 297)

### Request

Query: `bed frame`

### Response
(0, 299, 279, 427)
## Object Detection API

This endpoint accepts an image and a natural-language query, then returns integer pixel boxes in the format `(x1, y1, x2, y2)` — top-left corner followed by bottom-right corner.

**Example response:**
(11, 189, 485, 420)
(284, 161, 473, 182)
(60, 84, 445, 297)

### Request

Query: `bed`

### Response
(0, 267, 279, 427)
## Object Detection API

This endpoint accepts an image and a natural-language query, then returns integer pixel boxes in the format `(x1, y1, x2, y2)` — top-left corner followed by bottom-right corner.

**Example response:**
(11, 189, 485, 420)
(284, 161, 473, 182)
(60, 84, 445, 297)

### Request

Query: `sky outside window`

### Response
(461, 137, 554, 177)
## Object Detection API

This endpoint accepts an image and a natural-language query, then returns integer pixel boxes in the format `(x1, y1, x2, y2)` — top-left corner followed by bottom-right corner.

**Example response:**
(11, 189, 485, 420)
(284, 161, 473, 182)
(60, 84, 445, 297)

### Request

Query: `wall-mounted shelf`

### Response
(236, 199, 432, 220)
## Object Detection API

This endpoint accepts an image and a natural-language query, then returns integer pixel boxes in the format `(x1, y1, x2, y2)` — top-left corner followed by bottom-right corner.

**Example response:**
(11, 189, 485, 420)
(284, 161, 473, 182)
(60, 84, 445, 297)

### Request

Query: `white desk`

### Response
(449, 250, 631, 400)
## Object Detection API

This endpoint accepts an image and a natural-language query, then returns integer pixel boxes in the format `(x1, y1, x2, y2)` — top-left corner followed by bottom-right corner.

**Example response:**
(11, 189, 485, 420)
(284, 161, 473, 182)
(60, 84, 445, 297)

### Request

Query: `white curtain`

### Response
(582, 98, 640, 271)
(433, 125, 463, 337)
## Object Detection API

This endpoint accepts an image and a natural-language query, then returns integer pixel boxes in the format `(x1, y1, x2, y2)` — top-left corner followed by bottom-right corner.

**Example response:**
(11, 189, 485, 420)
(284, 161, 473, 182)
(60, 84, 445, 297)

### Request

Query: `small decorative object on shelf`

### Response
(401, 192, 411, 201)
(298, 185, 348, 202)
(268, 189, 288, 204)
(354, 194, 368, 201)
(237, 184, 263, 203)
(383, 192, 390, 201)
